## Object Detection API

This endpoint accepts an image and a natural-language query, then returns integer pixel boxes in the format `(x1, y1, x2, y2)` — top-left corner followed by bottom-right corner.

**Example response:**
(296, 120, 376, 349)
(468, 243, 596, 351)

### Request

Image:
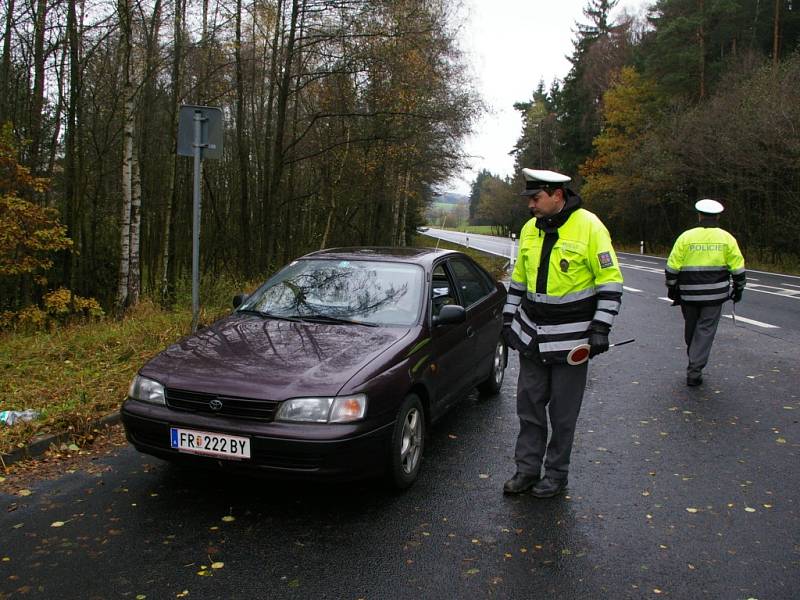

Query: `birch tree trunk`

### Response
(115, 0, 134, 314)
(129, 154, 142, 305)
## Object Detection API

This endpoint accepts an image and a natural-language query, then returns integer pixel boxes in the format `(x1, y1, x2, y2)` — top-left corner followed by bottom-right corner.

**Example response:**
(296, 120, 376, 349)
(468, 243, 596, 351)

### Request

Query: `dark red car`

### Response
(121, 247, 507, 488)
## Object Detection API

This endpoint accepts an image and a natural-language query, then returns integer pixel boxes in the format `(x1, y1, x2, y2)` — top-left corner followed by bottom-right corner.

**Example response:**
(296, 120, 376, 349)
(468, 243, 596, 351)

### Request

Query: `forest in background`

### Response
(0, 0, 479, 322)
(470, 0, 800, 267)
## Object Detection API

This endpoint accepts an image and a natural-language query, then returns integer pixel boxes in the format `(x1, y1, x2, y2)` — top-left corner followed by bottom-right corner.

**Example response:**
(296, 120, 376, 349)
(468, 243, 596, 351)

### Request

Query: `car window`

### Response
(240, 259, 424, 326)
(431, 263, 459, 317)
(448, 258, 493, 307)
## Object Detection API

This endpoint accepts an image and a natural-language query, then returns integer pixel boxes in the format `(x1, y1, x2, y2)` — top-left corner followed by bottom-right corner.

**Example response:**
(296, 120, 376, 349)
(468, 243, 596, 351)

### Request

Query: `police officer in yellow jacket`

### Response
(502, 169, 623, 498)
(666, 199, 746, 386)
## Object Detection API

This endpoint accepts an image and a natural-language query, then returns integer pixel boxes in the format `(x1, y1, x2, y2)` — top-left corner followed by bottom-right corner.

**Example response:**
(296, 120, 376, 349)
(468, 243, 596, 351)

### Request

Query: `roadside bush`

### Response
(0, 288, 104, 332)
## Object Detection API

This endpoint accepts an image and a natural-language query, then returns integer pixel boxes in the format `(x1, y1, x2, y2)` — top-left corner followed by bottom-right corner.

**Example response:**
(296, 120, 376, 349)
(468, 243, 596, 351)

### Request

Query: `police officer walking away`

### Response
(665, 199, 746, 386)
(502, 169, 624, 498)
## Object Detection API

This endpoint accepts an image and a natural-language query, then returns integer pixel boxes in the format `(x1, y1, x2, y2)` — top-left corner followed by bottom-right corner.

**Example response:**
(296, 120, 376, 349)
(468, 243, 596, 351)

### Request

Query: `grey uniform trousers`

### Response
(514, 353, 588, 480)
(681, 303, 723, 378)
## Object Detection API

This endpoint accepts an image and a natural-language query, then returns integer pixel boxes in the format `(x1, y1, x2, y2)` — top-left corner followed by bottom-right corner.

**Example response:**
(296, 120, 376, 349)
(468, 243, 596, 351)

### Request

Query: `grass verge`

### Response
(0, 300, 236, 458)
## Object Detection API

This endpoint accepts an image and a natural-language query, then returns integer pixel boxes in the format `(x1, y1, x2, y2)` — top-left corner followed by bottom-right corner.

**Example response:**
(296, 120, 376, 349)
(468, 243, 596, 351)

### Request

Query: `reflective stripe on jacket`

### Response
(503, 207, 623, 364)
(665, 226, 745, 305)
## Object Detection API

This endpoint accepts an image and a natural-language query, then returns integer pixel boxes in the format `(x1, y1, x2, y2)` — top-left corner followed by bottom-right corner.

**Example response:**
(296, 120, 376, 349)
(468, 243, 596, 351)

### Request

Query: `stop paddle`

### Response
(566, 338, 635, 366)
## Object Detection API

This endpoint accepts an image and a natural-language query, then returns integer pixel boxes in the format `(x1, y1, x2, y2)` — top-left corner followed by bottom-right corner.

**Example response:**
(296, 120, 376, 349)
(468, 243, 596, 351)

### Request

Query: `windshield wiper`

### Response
(237, 309, 303, 322)
(299, 314, 379, 327)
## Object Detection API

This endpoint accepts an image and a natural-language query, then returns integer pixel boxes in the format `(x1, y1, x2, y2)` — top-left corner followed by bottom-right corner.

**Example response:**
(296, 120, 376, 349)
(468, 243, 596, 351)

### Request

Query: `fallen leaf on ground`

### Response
(50, 521, 65, 528)
(686, 508, 699, 513)
(211, 562, 224, 569)
(221, 515, 235, 523)
(17, 489, 32, 497)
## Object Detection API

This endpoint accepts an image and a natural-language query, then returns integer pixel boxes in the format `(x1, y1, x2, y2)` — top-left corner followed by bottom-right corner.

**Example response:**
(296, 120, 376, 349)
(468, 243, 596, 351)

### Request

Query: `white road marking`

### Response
(785, 283, 800, 289)
(745, 286, 800, 300)
(623, 286, 642, 292)
(634, 259, 659, 264)
(658, 297, 672, 302)
(723, 314, 779, 328)
(619, 262, 663, 274)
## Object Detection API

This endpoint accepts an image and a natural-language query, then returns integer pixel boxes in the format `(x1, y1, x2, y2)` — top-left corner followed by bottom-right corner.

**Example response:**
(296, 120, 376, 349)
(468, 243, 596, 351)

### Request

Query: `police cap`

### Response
(695, 199, 724, 215)
(520, 169, 571, 197)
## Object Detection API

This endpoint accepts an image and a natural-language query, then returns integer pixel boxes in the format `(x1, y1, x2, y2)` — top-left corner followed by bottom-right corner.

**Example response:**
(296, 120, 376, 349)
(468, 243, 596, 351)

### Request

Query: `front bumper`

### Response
(121, 399, 394, 480)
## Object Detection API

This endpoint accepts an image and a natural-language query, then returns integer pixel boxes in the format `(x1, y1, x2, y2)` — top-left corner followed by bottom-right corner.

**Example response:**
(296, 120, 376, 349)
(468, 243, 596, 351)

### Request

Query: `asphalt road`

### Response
(1, 235, 799, 599)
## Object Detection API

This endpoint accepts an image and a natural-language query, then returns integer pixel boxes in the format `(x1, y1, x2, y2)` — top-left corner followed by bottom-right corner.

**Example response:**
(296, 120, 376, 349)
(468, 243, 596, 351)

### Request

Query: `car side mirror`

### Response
(433, 304, 466, 327)
(232, 294, 245, 308)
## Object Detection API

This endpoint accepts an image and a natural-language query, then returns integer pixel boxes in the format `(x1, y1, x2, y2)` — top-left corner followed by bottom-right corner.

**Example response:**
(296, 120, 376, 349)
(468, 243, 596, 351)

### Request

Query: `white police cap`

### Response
(695, 199, 724, 214)
(520, 169, 571, 196)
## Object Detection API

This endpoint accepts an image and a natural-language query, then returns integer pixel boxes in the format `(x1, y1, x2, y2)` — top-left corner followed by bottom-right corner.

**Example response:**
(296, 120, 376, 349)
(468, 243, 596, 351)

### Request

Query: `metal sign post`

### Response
(177, 105, 223, 332)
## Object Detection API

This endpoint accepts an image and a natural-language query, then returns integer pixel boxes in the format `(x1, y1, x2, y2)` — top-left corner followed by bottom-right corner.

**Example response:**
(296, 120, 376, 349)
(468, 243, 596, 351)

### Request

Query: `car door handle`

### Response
(466, 326, 476, 338)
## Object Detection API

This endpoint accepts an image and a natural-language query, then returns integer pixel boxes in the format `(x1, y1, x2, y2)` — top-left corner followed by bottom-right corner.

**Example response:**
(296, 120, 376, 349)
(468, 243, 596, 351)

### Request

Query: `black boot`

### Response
(530, 476, 568, 498)
(503, 472, 539, 494)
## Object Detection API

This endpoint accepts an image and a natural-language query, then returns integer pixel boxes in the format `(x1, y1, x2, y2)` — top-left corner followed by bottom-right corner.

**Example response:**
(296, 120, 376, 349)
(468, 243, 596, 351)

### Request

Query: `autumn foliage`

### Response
(0, 125, 102, 329)
(0, 125, 72, 278)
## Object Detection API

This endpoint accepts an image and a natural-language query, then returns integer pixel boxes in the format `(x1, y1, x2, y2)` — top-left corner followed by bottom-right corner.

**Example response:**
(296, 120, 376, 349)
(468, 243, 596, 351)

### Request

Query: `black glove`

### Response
(588, 323, 610, 358)
(501, 327, 518, 351)
(667, 286, 681, 306)
(730, 287, 743, 303)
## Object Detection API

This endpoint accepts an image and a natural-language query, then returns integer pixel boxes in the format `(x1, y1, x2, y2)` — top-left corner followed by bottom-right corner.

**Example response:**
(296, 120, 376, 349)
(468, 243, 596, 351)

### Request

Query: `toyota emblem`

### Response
(209, 399, 223, 411)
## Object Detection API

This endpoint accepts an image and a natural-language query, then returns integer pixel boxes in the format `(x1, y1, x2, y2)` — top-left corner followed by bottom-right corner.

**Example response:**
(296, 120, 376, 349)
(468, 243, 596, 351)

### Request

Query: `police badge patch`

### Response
(598, 252, 614, 268)
(560, 259, 569, 272)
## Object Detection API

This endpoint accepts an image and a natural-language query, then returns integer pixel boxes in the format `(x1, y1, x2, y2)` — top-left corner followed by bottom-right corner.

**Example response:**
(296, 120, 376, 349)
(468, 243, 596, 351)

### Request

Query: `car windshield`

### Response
(239, 259, 424, 326)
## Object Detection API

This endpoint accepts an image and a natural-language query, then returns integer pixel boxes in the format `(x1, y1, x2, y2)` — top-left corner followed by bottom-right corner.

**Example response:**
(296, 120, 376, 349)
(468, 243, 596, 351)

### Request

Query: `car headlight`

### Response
(276, 394, 367, 423)
(128, 374, 166, 406)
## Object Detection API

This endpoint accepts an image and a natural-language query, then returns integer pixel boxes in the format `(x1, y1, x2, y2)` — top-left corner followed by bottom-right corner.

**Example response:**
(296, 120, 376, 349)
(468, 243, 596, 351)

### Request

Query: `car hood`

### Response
(140, 313, 413, 399)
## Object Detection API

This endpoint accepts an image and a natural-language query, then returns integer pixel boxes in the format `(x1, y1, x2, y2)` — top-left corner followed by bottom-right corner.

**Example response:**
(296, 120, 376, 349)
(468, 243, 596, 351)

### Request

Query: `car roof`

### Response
(301, 246, 463, 266)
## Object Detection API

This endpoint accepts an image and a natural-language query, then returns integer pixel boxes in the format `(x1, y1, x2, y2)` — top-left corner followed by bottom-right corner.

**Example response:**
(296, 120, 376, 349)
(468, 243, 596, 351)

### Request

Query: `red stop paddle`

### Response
(566, 338, 635, 366)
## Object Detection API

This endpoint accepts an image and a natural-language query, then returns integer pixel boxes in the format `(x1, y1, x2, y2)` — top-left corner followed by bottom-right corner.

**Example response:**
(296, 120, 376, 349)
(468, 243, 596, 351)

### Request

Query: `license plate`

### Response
(170, 427, 251, 460)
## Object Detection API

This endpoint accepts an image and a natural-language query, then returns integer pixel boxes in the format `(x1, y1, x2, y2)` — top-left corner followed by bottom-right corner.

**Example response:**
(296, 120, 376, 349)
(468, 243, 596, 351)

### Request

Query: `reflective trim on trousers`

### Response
(509, 280, 527, 291)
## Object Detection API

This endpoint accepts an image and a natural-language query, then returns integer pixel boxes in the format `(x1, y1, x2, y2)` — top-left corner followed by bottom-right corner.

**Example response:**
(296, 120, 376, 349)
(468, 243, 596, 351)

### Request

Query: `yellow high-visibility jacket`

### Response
(666, 226, 745, 305)
(503, 203, 623, 364)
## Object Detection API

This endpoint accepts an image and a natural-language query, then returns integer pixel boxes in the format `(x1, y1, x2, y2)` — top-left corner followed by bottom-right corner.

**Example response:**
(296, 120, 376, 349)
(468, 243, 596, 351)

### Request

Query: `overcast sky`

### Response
(448, 0, 652, 195)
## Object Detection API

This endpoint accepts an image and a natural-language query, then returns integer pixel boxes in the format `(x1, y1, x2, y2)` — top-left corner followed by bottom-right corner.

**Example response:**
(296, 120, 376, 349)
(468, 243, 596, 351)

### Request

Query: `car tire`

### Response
(477, 338, 507, 396)
(386, 393, 426, 490)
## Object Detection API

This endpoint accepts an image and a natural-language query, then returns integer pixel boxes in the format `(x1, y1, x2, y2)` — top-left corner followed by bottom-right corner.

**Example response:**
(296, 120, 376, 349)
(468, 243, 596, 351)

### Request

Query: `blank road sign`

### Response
(177, 105, 223, 159)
